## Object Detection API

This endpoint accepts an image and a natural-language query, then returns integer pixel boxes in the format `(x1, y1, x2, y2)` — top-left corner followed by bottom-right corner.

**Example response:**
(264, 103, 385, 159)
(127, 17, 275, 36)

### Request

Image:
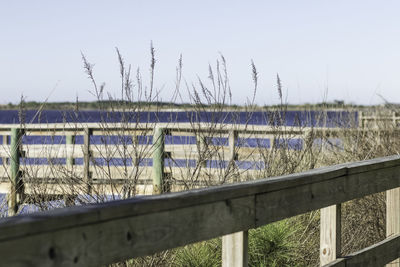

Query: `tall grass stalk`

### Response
(2, 46, 398, 266)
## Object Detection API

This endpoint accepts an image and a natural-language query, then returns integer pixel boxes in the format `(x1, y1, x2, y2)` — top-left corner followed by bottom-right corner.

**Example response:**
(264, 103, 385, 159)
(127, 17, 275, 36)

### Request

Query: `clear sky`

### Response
(1, 1, 400, 106)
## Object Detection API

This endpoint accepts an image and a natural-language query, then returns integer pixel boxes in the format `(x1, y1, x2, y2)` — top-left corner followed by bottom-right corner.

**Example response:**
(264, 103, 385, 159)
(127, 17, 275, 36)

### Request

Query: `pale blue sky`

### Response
(1, 1, 400, 105)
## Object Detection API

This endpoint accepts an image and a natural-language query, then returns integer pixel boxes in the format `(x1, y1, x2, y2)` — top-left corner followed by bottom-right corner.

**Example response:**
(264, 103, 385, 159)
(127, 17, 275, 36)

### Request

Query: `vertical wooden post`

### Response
(386, 188, 400, 267)
(2, 133, 8, 212)
(222, 130, 247, 266)
(83, 128, 92, 195)
(229, 130, 238, 181)
(152, 127, 164, 194)
(320, 204, 341, 266)
(64, 133, 76, 206)
(222, 231, 248, 267)
(196, 132, 207, 168)
(270, 135, 276, 150)
(229, 130, 238, 160)
(8, 128, 23, 216)
(2, 134, 8, 167)
(66, 134, 75, 167)
(223, 130, 247, 266)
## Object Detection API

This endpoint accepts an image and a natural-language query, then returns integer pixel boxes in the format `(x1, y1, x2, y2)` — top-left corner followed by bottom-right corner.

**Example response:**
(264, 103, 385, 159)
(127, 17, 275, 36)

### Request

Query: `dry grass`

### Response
(1, 46, 398, 266)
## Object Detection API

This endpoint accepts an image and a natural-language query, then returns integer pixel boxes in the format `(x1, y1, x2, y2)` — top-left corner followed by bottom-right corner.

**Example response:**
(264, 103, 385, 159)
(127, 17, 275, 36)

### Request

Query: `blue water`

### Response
(0, 109, 358, 127)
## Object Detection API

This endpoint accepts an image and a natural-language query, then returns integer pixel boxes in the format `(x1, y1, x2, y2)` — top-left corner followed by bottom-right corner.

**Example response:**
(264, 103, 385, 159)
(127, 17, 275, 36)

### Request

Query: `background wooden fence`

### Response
(0, 122, 327, 214)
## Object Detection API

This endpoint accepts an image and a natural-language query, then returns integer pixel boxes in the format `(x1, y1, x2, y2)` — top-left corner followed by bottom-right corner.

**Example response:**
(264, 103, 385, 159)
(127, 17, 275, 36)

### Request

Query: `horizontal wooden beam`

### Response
(323, 234, 400, 267)
(0, 155, 398, 266)
(0, 122, 345, 134)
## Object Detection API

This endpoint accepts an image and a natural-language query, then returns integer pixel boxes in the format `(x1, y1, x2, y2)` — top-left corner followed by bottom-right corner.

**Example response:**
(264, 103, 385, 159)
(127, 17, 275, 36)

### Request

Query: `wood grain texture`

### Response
(65, 134, 75, 167)
(222, 231, 248, 267)
(320, 204, 341, 265)
(256, 161, 400, 226)
(324, 234, 400, 267)
(0, 196, 255, 267)
(0, 144, 263, 162)
(152, 127, 164, 194)
(83, 128, 92, 194)
(0, 156, 397, 240)
(0, 155, 399, 265)
(222, 130, 248, 267)
(9, 128, 23, 216)
(387, 188, 400, 267)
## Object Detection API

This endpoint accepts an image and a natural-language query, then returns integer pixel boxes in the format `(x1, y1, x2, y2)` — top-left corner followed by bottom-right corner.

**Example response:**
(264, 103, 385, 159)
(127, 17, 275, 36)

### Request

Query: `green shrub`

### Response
(248, 220, 300, 267)
(173, 239, 221, 267)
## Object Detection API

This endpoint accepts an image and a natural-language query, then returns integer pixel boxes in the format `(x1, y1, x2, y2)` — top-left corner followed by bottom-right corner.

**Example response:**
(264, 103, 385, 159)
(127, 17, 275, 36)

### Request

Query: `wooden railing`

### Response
(0, 155, 399, 266)
(359, 110, 400, 128)
(0, 120, 399, 266)
(0, 123, 330, 214)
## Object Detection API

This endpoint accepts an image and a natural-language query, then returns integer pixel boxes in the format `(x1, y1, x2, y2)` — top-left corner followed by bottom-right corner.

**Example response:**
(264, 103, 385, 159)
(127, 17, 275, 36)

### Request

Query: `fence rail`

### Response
(0, 117, 399, 266)
(0, 122, 335, 213)
(0, 155, 399, 266)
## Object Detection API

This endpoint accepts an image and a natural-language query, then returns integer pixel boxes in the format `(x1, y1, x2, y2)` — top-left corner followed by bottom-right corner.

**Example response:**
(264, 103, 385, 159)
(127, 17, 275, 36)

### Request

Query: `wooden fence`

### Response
(358, 110, 399, 128)
(0, 122, 329, 214)
(0, 119, 399, 266)
(0, 154, 399, 266)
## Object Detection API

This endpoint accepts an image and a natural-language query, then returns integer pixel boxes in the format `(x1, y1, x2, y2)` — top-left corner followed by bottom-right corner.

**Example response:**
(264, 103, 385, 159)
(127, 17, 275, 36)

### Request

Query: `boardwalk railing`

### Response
(0, 155, 399, 266)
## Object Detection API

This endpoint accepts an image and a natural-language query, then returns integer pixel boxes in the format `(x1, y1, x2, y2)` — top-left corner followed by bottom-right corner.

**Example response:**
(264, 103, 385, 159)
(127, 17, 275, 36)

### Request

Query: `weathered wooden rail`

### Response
(0, 155, 399, 266)
(0, 122, 334, 213)
(358, 110, 400, 128)
(0, 116, 398, 266)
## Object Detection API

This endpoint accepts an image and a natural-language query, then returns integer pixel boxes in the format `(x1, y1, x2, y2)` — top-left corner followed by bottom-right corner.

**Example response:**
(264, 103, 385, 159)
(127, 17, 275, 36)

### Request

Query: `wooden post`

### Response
(222, 231, 248, 267)
(386, 188, 400, 267)
(196, 133, 207, 168)
(229, 130, 238, 182)
(359, 111, 363, 128)
(83, 128, 92, 195)
(8, 128, 23, 216)
(229, 130, 238, 160)
(66, 134, 75, 167)
(152, 127, 164, 194)
(65, 133, 76, 206)
(223, 130, 247, 267)
(2, 134, 7, 167)
(320, 204, 341, 266)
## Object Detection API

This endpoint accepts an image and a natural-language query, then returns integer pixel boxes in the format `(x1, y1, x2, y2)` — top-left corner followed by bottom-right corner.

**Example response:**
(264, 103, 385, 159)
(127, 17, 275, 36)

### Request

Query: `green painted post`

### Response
(9, 128, 22, 216)
(66, 134, 75, 166)
(152, 127, 165, 194)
